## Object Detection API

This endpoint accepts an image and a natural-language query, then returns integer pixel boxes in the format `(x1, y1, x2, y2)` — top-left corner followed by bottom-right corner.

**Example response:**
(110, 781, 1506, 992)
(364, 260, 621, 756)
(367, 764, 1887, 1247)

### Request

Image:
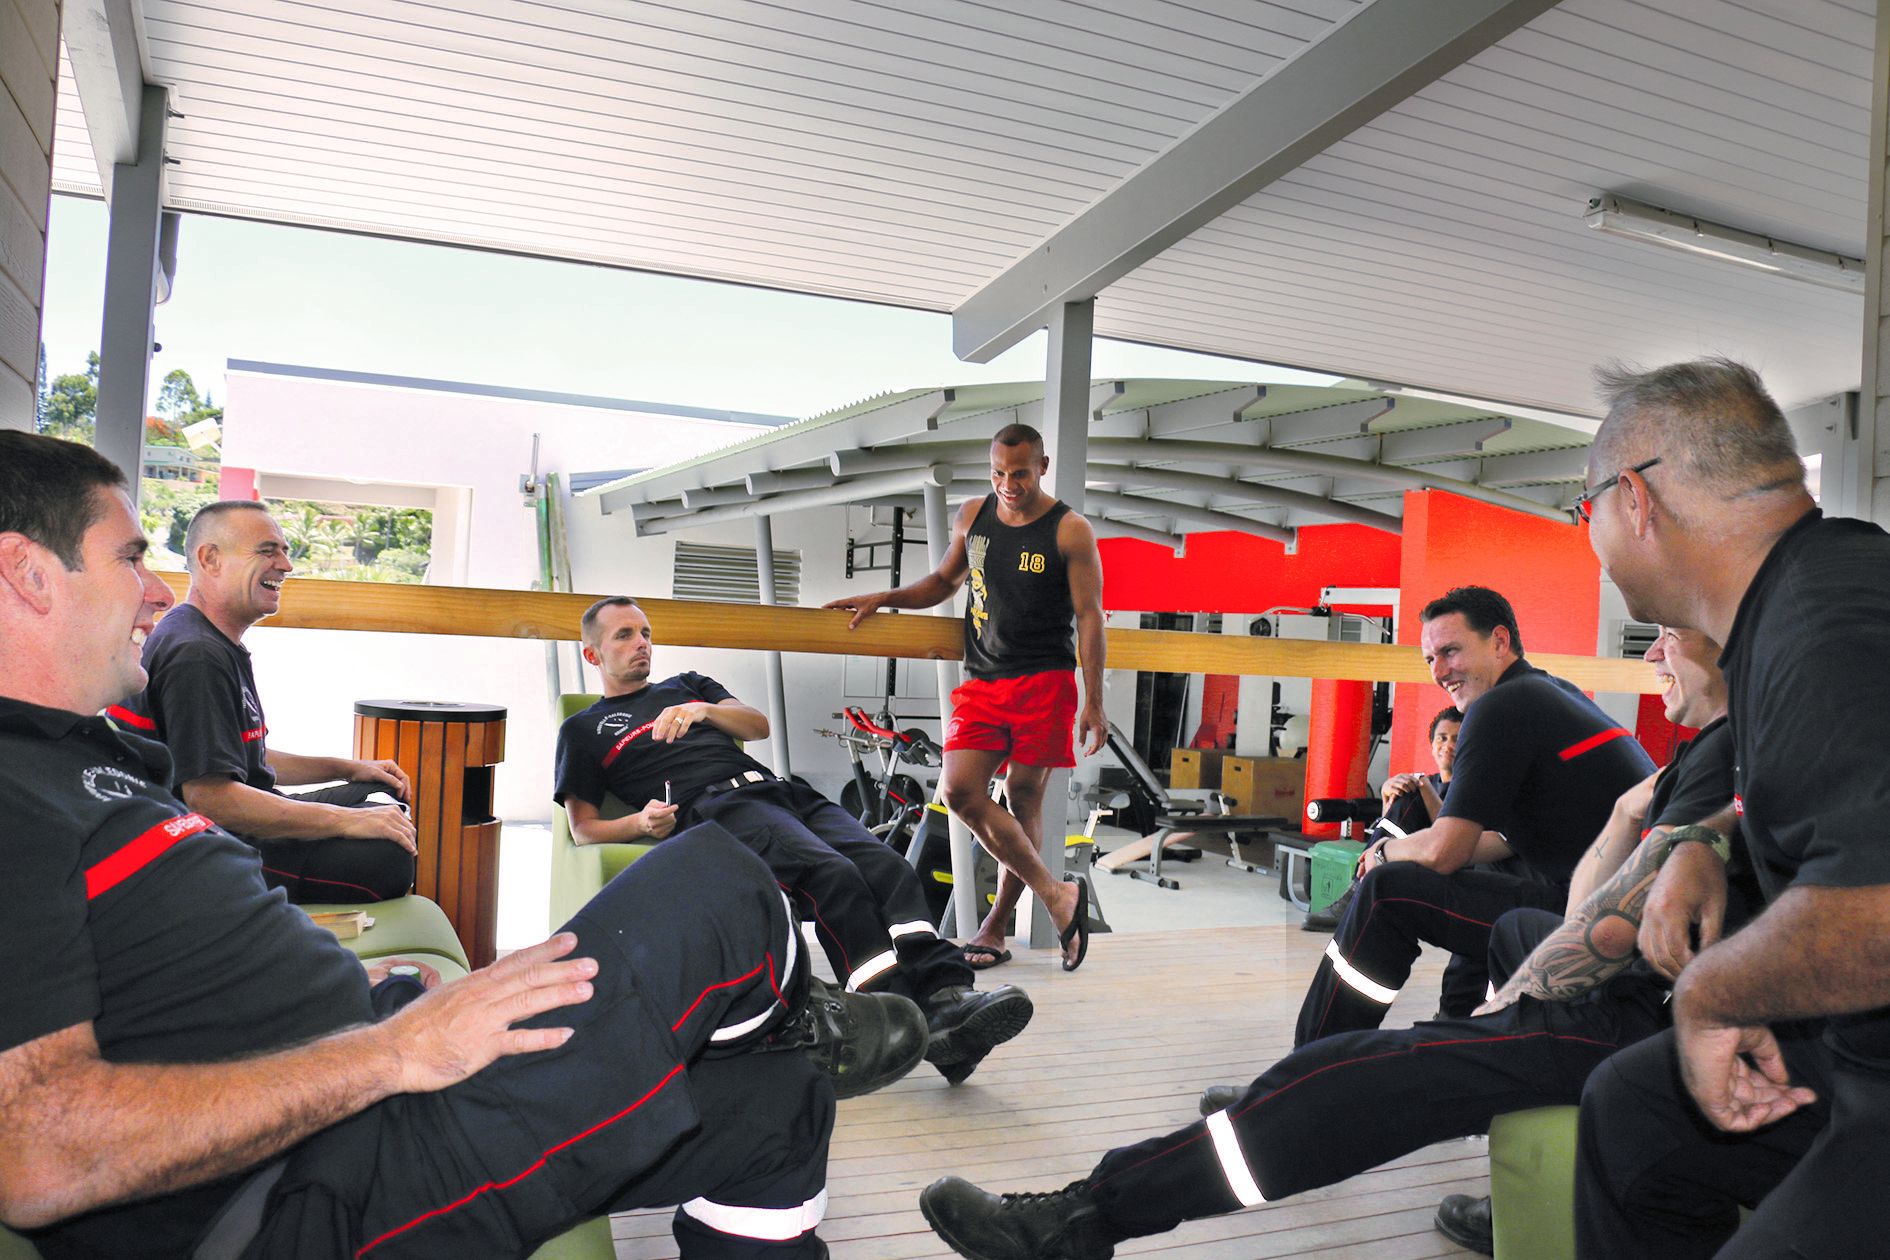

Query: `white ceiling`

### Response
(51, 0, 1874, 415)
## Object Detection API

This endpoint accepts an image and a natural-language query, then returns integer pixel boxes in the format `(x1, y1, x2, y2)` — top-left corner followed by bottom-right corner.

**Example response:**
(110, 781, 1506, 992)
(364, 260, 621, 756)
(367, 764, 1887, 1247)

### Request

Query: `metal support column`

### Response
(1019, 299, 1095, 949)
(753, 515, 793, 777)
(1861, 2, 1890, 525)
(923, 479, 980, 938)
(94, 83, 168, 498)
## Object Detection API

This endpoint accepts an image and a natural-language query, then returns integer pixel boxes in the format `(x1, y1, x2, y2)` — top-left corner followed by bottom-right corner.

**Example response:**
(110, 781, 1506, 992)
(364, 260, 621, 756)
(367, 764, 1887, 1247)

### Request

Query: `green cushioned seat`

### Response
(550, 693, 654, 930)
(300, 893, 471, 971)
(1490, 1105, 1578, 1260)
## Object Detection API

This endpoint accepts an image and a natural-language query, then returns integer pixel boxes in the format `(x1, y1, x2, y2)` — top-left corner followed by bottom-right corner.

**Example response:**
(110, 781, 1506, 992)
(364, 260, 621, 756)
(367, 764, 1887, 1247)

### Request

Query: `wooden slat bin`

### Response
(1170, 747, 1228, 790)
(354, 699, 506, 968)
(1221, 755, 1307, 823)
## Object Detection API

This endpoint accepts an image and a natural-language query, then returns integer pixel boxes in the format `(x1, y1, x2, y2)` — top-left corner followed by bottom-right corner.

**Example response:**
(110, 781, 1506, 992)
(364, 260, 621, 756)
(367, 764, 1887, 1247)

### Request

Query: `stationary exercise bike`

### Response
(816, 707, 942, 845)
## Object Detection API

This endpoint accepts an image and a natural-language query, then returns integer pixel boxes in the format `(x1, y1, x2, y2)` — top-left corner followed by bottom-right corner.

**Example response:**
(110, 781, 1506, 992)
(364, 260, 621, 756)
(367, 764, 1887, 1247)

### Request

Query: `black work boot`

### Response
(1197, 1083, 1242, 1116)
(920, 1176, 1115, 1260)
(1433, 1193, 1494, 1255)
(770, 974, 927, 1099)
(924, 985, 1035, 1084)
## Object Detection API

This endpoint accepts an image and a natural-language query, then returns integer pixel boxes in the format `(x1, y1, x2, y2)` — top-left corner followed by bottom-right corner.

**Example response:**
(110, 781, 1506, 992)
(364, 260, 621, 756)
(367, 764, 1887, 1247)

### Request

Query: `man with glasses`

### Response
(1574, 358, 1890, 1257)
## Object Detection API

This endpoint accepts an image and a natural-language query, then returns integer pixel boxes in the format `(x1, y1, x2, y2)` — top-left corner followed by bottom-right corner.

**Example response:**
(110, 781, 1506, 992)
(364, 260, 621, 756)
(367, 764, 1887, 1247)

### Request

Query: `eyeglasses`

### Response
(1572, 457, 1662, 524)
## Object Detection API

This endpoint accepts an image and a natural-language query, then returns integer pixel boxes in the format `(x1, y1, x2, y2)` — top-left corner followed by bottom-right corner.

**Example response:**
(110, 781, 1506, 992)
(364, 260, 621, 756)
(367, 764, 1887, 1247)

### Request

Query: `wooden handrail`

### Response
(154, 572, 1659, 693)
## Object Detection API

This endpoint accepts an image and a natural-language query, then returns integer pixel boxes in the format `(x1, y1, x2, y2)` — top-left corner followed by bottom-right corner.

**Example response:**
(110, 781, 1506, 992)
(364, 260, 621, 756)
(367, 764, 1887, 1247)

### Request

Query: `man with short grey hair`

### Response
(115, 500, 417, 902)
(1574, 356, 1890, 1257)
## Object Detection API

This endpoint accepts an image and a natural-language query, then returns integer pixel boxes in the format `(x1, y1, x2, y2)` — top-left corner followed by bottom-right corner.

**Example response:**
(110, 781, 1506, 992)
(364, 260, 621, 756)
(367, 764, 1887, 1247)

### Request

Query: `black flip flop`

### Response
(1060, 876, 1091, 972)
(960, 943, 1012, 970)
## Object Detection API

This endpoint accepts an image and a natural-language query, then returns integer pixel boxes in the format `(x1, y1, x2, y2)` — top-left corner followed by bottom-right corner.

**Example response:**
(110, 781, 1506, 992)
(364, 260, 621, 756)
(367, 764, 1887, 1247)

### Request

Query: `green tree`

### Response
(38, 353, 100, 444)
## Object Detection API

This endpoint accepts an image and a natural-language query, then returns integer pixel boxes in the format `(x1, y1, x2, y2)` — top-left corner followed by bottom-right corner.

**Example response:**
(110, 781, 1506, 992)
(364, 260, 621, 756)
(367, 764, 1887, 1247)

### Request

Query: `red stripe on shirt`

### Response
(1558, 727, 1631, 762)
(354, 1062, 688, 1257)
(86, 813, 214, 899)
(240, 726, 268, 743)
(599, 720, 657, 768)
(105, 704, 156, 731)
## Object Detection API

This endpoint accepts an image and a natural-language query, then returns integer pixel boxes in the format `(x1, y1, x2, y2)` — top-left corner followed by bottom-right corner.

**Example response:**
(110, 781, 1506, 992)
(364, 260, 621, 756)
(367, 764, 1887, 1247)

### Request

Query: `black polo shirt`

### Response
(0, 695, 369, 1255)
(1440, 659, 1656, 887)
(554, 673, 768, 815)
(1721, 509, 1890, 1065)
(111, 603, 276, 793)
(1384, 772, 1447, 834)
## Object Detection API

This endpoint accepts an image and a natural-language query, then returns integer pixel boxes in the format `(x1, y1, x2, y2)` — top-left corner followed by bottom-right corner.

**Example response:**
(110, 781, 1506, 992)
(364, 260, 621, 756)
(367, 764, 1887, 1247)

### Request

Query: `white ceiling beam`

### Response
(746, 466, 836, 495)
(1141, 384, 1269, 437)
(1378, 417, 1513, 462)
(679, 484, 759, 510)
(1091, 516, 1185, 553)
(833, 441, 988, 477)
(950, 0, 1562, 362)
(591, 389, 954, 512)
(1475, 447, 1590, 486)
(1085, 489, 1294, 547)
(60, 0, 149, 201)
(1094, 464, 1403, 533)
(1262, 397, 1395, 446)
(636, 465, 955, 536)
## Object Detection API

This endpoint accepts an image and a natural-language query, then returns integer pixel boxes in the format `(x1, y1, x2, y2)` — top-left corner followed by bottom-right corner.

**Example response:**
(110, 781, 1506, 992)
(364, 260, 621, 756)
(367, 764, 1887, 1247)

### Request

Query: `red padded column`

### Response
(1303, 678, 1373, 838)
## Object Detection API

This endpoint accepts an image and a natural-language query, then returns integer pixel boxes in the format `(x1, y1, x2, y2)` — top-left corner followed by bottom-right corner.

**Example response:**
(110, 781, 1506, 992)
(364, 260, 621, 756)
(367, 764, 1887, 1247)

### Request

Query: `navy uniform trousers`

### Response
(246, 823, 834, 1259)
(691, 778, 972, 1001)
(1075, 909, 1670, 1245)
(254, 780, 418, 904)
(1297, 860, 1564, 1047)
(1577, 1022, 1890, 1258)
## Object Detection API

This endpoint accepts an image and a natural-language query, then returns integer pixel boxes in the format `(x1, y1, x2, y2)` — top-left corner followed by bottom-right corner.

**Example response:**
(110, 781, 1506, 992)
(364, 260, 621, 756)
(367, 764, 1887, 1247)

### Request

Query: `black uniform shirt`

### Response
(0, 695, 370, 1254)
(1440, 659, 1656, 887)
(554, 673, 767, 814)
(113, 603, 276, 793)
(1720, 509, 1890, 1064)
(1384, 772, 1447, 834)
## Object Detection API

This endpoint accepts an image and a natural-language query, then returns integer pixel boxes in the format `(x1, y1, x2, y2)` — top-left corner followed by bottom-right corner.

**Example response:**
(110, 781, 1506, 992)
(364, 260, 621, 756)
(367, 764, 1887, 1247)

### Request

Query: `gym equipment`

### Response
(1092, 723, 1289, 889)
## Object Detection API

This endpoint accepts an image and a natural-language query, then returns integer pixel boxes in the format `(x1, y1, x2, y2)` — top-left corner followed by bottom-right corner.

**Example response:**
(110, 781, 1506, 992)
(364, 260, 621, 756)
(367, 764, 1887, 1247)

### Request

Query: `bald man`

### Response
(114, 501, 417, 903)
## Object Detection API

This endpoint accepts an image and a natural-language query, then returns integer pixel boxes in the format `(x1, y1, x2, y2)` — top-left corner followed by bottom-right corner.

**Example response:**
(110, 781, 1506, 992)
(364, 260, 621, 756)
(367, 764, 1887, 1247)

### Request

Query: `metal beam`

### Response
(1475, 446, 1589, 487)
(93, 83, 167, 496)
(1264, 397, 1395, 446)
(920, 480, 979, 939)
(679, 484, 759, 510)
(746, 466, 836, 496)
(1378, 417, 1512, 462)
(833, 440, 987, 477)
(1086, 489, 1294, 546)
(1091, 515, 1185, 552)
(636, 465, 954, 536)
(1094, 463, 1402, 532)
(592, 389, 954, 511)
(1142, 384, 1269, 438)
(60, 0, 147, 200)
(951, 0, 1560, 361)
(1086, 438, 1570, 523)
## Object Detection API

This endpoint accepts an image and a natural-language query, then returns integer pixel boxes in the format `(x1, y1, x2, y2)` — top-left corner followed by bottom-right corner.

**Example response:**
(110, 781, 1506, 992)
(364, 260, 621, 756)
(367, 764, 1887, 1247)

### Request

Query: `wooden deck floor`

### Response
(610, 924, 1484, 1258)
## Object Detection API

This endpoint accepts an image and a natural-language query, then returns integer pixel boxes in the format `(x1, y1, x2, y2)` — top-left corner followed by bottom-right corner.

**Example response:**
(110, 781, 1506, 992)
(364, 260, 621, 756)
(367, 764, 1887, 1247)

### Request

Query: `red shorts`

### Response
(944, 670, 1078, 768)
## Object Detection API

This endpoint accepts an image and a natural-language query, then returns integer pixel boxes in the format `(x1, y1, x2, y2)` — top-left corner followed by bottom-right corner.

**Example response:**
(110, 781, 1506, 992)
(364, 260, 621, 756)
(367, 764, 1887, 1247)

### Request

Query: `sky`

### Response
(38, 195, 1337, 421)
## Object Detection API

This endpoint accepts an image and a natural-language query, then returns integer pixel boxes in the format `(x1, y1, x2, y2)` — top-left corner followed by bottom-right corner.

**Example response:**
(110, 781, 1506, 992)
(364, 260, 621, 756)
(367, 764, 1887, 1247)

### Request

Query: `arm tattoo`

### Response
(1491, 827, 1678, 1006)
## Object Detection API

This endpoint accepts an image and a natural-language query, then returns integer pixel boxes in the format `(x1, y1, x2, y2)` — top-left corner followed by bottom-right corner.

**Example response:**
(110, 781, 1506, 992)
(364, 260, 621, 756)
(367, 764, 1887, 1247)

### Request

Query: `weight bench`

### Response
(1094, 724, 1287, 889)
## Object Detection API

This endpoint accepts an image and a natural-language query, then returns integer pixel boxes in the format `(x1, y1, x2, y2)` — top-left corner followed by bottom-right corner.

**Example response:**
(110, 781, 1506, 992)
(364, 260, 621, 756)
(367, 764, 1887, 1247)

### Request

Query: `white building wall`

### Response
(219, 367, 772, 820)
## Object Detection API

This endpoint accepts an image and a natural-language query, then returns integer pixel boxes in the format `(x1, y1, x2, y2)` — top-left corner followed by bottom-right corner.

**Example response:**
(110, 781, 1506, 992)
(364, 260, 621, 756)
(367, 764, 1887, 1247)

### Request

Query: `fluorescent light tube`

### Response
(1584, 194, 1864, 294)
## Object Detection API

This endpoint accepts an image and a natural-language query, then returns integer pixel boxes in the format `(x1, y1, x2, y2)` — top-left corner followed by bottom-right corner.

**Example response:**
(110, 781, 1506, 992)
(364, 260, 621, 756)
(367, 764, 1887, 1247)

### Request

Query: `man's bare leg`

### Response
(942, 753, 1082, 966)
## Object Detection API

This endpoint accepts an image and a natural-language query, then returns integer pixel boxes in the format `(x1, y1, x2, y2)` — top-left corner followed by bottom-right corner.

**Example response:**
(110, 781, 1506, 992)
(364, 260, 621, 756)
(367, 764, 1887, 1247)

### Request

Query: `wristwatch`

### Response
(1665, 824, 1732, 864)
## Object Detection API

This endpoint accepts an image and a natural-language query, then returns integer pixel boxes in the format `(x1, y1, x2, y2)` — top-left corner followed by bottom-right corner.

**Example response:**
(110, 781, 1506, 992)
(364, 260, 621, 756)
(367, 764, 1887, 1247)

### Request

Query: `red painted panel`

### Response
(1098, 523, 1400, 614)
(219, 465, 259, 501)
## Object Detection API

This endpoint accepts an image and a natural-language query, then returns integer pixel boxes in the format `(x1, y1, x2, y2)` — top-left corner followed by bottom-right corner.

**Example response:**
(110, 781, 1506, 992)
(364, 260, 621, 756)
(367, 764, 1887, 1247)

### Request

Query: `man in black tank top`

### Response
(827, 423, 1107, 972)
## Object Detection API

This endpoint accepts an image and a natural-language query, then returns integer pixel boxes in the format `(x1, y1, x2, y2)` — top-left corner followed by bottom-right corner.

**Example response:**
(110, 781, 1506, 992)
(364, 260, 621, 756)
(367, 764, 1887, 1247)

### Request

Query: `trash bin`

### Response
(1309, 839, 1366, 915)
